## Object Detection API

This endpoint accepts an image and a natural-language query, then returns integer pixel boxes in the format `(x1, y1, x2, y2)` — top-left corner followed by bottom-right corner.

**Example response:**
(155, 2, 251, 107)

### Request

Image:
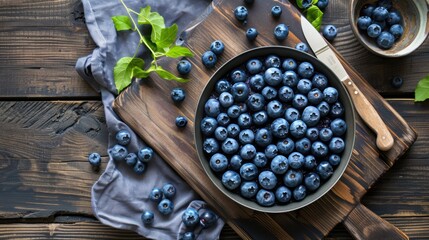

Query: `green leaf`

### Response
(132, 65, 156, 79)
(306, 5, 324, 30)
(112, 15, 133, 31)
(142, 35, 157, 52)
(155, 24, 178, 49)
(415, 75, 429, 102)
(137, 6, 165, 43)
(155, 66, 188, 83)
(113, 57, 145, 93)
(165, 45, 194, 58)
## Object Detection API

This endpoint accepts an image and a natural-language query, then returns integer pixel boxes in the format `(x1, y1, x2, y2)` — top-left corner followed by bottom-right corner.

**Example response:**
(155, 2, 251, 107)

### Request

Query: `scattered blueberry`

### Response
(177, 59, 192, 75)
(116, 129, 131, 146)
(134, 161, 146, 174)
(138, 146, 154, 162)
(246, 28, 258, 41)
(141, 210, 154, 225)
(202, 51, 217, 68)
(391, 76, 403, 89)
(158, 199, 174, 215)
(210, 40, 225, 55)
(182, 208, 200, 227)
(175, 116, 188, 128)
(322, 25, 337, 41)
(110, 144, 128, 161)
(274, 24, 289, 41)
(271, 5, 282, 18)
(88, 152, 101, 167)
(295, 42, 309, 52)
(234, 6, 248, 21)
(199, 210, 217, 228)
(162, 183, 176, 199)
(171, 87, 186, 103)
(125, 152, 138, 167)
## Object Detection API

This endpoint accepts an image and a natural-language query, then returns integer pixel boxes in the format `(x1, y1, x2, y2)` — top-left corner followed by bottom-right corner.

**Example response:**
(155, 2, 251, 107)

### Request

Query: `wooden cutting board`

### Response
(113, 0, 417, 238)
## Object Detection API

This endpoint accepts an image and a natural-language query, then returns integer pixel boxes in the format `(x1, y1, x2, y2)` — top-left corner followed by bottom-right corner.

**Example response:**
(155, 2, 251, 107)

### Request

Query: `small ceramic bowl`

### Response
(350, 0, 429, 57)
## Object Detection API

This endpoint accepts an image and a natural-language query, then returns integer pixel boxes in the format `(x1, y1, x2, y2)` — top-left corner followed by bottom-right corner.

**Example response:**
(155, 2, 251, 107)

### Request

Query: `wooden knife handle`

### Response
(343, 77, 394, 151)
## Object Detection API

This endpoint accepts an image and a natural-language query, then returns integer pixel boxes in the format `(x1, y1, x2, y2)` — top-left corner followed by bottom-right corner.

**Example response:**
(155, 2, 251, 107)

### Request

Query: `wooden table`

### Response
(0, 0, 428, 239)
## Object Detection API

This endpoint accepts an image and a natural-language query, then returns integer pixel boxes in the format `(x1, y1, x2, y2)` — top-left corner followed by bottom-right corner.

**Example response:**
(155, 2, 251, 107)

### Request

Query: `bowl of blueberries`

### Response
(350, 0, 429, 57)
(194, 46, 356, 213)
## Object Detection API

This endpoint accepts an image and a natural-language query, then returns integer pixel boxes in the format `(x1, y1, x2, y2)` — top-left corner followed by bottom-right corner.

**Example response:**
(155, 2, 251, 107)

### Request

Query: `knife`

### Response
(300, 16, 394, 151)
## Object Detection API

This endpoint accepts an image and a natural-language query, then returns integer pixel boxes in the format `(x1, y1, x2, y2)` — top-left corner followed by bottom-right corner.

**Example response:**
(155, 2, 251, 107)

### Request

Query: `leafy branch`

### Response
(111, 0, 194, 93)
(415, 75, 429, 102)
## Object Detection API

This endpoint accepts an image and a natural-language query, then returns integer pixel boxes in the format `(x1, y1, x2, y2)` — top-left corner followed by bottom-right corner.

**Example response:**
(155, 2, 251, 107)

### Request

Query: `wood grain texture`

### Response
(113, 0, 417, 238)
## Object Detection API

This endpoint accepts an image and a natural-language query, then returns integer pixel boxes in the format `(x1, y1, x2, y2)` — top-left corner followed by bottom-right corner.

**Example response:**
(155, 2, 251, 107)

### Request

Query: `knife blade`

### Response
(300, 16, 394, 151)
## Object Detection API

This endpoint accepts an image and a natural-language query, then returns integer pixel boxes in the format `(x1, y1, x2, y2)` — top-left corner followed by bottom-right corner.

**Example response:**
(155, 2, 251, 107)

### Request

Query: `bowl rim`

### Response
(194, 46, 356, 213)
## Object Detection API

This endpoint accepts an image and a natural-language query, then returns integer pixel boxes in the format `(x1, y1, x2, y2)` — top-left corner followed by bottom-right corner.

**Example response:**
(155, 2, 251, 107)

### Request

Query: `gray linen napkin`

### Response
(75, 0, 225, 239)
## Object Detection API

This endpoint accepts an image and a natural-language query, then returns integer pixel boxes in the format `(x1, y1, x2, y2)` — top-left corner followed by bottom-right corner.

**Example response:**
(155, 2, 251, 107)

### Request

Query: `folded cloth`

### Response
(75, 0, 225, 239)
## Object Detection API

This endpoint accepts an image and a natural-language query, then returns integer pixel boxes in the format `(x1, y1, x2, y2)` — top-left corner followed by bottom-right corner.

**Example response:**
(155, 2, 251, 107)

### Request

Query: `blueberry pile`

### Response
(357, 0, 403, 49)
(202, 40, 225, 69)
(141, 183, 177, 225)
(199, 54, 347, 207)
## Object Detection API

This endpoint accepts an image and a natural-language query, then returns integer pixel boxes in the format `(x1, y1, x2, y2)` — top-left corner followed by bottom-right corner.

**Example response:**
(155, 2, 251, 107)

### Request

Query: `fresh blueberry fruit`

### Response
(116, 129, 131, 146)
(171, 87, 186, 103)
(141, 210, 154, 225)
(295, 138, 311, 155)
(238, 113, 252, 129)
(292, 94, 308, 110)
(182, 232, 195, 240)
(317, 101, 331, 117)
(331, 118, 347, 136)
(278, 86, 295, 103)
(264, 67, 283, 86)
(282, 70, 299, 88)
(317, 0, 329, 9)
(288, 152, 305, 169)
(256, 189, 275, 206)
(219, 92, 234, 108)
(249, 74, 265, 91)
(88, 152, 101, 167)
(319, 128, 333, 142)
(329, 154, 341, 166)
(389, 24, 403, 39)
(275, 186, 292, 203)
(222, 170, 241, 190)
(240, 181, 259, 198)
(323, 87, 338, 104)
(222, 138, 239, 155)
(255, 128, 273, 147)
(177, 59, 192, 75)
(312, 73, 328, 90)
(203, 138, 219, 155)
(246, 59, 263, 74)
(372, 6, 389, 21)
(246, 28, 258, 41)
(175, 116, 188, 128)
(230, 155, 243, 170)
(264, 144, 278, 159)
(253, 152, 268, 167)
(304, 172, 321, 191)
(295, 42, 308, 52)
(387, 10, 401, 26)
(306, 128, 319, 142)
(284, 108, 300, 123)
(209, 153, 228, 172)
(283, 169, 303, 188)
(125, 153, 138, 167)
(304, 155, 317, 170)
(231, 82, 250, 102)
(277, 138, 295, 155)
(182, 208, 200, 227)
(316, 161, 334, 180)
(300, 0, 313, 8)
(215, 79, 231, 94)
(307, 88, 324, 105)
(297, 79, 312, 94)
(377, 31, 395, 49)
(138, 146, 154, 162)
(322, 25, 337, 41)
(264, 55, 281, 68)
(252, 111, 269, 126)
(274, 23, 289, 41)
(329, 137, 345, 154)
(110, 144, 128, 161)
(217, 113, 230, 126)
(293, 185, 307, 201)
(330, 102, 344, 118)
(199, 210, 217, 229)
(234, 6, 248, 21)
(391, 76, 403, 89)
(227, 123, 240, 138)
(158, 199, 174, 215)
(240, 162, 259, 180)
(357, 16, 372, 30)
(261, 86, 278, 100)
(162, 183, 176, 199)
(267, 100, 284, 118)
(201, 51, 217, 68)
(149, 187, 163, 202)
(271, 155, 289, 174)
(271, 5, 282, 18)
(210, 40, 225, 55)
(367, 23, 382, 38)
(282, 58, 297, 71)
(271, 118, 289, 138)
(227, 105, 241, 119)
(302, 106, 320, 127)
(290, 120, 307, 139)
(240, 144, 257, 160)
(297, 62, 314, 78)
(361, 4, 376, 17)
(230, 69, 247, 83)
(247, 93, 265, 111)
(258, 171, 277, 190)
(238, 129, 255, 144)
(377, 0, 392, 9)
(134, 161, 146, 174)
(311, 141, 329, 158)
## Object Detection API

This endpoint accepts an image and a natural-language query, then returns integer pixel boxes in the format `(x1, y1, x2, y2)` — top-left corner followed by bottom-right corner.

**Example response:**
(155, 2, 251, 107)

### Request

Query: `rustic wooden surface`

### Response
(0, 0, 428, 239)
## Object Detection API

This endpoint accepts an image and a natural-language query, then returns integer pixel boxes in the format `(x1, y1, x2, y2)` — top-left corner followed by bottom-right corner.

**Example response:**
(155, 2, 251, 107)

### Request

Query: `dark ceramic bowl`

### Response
(195, 46, 356, 213)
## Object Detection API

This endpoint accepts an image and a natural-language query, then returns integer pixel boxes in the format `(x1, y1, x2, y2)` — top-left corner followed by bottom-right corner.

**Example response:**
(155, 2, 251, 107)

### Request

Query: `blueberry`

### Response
(302, 106, 321, 127)
(274, 23, 289, 41)
(267, 100, 284, 118)
(134, 161, 146, 174)
(295, 138, 311, 155)
(275, 186, 292, 203)
(387, 10, 401, 26)
(138, 146, 154, 162)
(240, 181, 259, 198)
(288, 152, 305, 169)
(311, 141, 329, 158)
(264, 144, 278, 159)
(329, 154, 341, 166)
(230, 69, 247, 83)
(116, 129, 131, 146)
(391, 76, 403, 89)
(317, 101, 331, 117)
(316, 161, 333, 180)
(264, 55, 281, 68)
(216, 113, 230, 126)
(271, 155, 289, 174)
(158, 199, 174, 215)
(329, 137, 345, 154)
(377, 0, 392, 10)
(162, 183, 176, 199)
(330, 102, 345, 118)
(238, 129, 255, 144)
(149, 187, 163, 202)
(316, 0, 329, 9)
(88, 152, 101, 167)
(175, 116, 188, 128)
(247, 93, 265, 112)
(261, 86, 278, 100)
(304, 155, 317, 170)
(389, 24, 403, 39)
(361, 4, 376, 17)
(237, 113, 252, 129)
(227, 105, 241, 119)
(177, 59, 192, 75)
(210, 153, 228, 172)
(255, 128, 273, 147)
(295, 42, 309, 52)
(217, 93, 233, 109)
(308, 88, 323, 105)
(249, 74, 265, 91)
(240, 144, 257, 160)
(270, 118, 289, 139)
(182, 232, 195, 240)
(357, 16, 372, 30)
(372, 6, 389, 21)
(283, 169, 303, 188)
(252, 111, 269, 126)
(110, 144, 128, 161)
(234, 6, 248, 21)
(377, 31, 395, 49)
(222, 138, 239, 154)
(141, 210, 154, 225)
(292, 94, 308, 110)
(253, 152, 268, 167)
(230, 155, 243, 170)
(300, 0, 313, 8)
(203, 138, 219, 155)
(278, 86, 295, 103)
(215, 79, 231, 94)
(210, 40, 225, 55)
(182, 208, 200, 227)
(290, 120, 307, 139)
(277, 138, 295, 155)
(282, 58, 297, 71)
(171, 88, 186, 103)
(293, 185, 307, 201)
(304, 172, 321, 191)
(312, 73, 328, 90)
(282, 70, 299, 88)
(246, 28, 258, 41)
(256, 189, 275, 206)
(319, 127, 333, 142)
(284, 108, 300, 123)
(231, 82, 250, 102)
(222, 170, 241, 190)
(331, 118, 347, 136)
(125, 152, 138, 167)
(297, 62, 314, 78)
(322, 24, 337, 41)
(201, 51, 217, 68)
(297, 79, 312, 94)
(323, 87, 338, 104)
(258, 171, 277, 190)
(199, 210, 217, 229)
(367, 23, 382, 38)
(246, 59, 263, 75)
(271, 5, 282, 18)
(227, 123, 240, 137)
(240, 162, 259, 180)
(264, 67, 283, 86)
